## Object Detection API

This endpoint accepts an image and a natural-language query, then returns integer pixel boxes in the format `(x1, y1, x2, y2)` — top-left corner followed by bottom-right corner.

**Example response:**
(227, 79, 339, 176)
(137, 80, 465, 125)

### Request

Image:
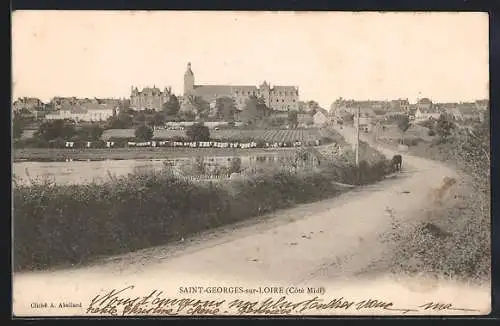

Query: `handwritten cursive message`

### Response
(85, 285, 480, 316)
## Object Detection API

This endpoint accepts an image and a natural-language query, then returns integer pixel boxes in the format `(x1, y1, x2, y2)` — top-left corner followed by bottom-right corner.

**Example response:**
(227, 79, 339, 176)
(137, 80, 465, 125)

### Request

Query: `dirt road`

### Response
(12, 125, 490, 316)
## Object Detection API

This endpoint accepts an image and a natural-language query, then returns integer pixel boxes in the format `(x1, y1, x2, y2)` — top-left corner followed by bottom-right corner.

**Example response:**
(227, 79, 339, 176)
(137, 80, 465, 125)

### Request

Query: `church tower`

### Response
(184, 62, 195, 95)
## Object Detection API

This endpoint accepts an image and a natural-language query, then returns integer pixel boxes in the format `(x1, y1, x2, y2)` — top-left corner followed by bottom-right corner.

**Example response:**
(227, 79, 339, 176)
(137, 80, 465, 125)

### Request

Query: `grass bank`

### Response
(13, 150, 394, 272)
(381, 130, 490, 283)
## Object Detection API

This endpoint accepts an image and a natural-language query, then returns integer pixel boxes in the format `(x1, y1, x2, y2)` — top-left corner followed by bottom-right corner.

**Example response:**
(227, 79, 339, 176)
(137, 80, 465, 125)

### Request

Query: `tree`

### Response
(286, 148, 310, 173)
(162, 95, 180, 117)
(35, 120, 76, 142)
(241, 96, 260, 125)
(288, 110, 298, 128)
(119, 99, 131, 111)
(256, 97, 271, 118)
(395, 114, 411, 144)
(181, 95, 210, 120)
(74, 124, 103, 142)
(193, 97, 210, 119)
(135, 125, 153, 141)
(186, 123, 210, 142)
(215, 97, 237, 121)
(435, 114, 455, 140)
(12, 114, 25, 139)
(240, 96, 271, 125)
(134, 113, 146, 124)
(307, 100, 320, 115)
(107, 110, 133, 129)
(146, 115, 155, 127)
(153, 112, 165, 126)
(82, 124, 104, 141)
(181, 111, 196, 122)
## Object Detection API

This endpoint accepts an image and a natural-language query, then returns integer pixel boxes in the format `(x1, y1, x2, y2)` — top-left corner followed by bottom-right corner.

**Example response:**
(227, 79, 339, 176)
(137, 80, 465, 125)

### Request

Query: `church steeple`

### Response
(184, 62, 195, 95)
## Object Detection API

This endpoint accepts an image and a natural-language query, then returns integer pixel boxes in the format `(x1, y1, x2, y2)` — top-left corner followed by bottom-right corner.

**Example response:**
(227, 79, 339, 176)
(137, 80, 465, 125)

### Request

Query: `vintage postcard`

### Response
(11, 11, 490, 317)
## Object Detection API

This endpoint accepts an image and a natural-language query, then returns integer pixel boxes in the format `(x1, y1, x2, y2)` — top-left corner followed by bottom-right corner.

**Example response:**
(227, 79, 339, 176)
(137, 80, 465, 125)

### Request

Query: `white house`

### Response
(416, 98, 433, 111)
(45, 103, 116, 122)
(355, 115, 373, 132)
(414, 107, 441, 122)
(313, 109, 328, 126)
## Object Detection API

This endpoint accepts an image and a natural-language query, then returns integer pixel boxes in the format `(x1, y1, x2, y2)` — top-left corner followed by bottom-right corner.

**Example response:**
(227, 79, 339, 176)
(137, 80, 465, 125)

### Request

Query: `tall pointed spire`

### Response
(185, 62, 193, 76)
(184, 62, 195, 95)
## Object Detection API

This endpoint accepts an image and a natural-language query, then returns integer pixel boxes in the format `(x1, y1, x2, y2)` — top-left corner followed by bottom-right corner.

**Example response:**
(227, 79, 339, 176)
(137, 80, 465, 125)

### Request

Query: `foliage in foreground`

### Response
(13, 153, 393, 271)
(384, 116, 490, 282)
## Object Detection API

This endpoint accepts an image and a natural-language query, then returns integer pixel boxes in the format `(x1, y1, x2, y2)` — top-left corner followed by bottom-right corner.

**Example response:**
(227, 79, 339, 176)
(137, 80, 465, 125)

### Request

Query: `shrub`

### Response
(13, 148, 392, 271)
(381, 117, 490, 282)
(186, 123, 210, 142)
(135, 125, 154, 141)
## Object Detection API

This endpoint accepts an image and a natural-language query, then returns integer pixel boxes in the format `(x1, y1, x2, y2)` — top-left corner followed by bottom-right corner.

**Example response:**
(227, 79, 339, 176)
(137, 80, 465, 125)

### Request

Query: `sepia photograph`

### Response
(11, 11, 490, 316)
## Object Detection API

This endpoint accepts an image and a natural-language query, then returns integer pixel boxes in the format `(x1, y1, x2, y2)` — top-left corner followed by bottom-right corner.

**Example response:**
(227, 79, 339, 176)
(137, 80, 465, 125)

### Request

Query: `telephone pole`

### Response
(355, 107, 360, 168)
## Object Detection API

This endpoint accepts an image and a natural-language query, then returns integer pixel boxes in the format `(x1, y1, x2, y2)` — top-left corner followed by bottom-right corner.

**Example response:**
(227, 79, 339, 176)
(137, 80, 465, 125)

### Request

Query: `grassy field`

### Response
(102, 128, 336, 143)
(373, 123, 433, 142)
(14, 128, 347, 161)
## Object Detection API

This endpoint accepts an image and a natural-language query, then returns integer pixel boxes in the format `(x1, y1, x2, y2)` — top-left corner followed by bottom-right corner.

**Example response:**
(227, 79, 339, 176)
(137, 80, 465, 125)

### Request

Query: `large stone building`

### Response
(182, 62, 300, 112)
(45, 102, 116, 122)
(130, 86, 172, 111)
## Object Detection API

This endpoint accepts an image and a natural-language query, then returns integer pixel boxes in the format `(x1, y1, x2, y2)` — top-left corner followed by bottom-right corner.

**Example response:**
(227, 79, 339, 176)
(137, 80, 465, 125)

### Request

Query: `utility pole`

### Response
(355, 107, 360, 168)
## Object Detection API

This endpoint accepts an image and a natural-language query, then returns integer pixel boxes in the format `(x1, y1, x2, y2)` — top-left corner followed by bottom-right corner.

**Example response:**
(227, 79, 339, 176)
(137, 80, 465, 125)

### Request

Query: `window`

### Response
(293, 99, 296, 102)
(282, 99, 285, 103)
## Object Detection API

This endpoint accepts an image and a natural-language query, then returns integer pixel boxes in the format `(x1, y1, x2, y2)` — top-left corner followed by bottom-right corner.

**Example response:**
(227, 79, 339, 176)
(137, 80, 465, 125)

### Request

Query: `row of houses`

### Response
(270, 108, 330, 128)
(12, 96, 122, 122)
(330, 97, 489, 125)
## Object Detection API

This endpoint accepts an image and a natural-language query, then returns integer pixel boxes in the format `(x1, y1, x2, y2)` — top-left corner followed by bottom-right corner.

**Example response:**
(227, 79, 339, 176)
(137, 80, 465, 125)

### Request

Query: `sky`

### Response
(12, 11, 489, 109)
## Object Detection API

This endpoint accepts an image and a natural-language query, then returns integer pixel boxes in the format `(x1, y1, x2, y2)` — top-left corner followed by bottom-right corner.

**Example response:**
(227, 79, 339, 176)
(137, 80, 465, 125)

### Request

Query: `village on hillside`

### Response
(12, 62, 489, 151)
(12, 10, 491, 317)
(12, 93, 489, 148)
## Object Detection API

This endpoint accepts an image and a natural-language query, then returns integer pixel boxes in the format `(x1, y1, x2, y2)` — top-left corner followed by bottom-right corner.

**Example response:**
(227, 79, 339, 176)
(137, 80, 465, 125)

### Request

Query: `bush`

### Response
(382, 117, 490, 282)
(13, 150, 392, 271)
(107, 137, 131, 148)
(13, 138, 49, 149)
(186, 123, 210, 142)
(135, 125, 153, 141)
